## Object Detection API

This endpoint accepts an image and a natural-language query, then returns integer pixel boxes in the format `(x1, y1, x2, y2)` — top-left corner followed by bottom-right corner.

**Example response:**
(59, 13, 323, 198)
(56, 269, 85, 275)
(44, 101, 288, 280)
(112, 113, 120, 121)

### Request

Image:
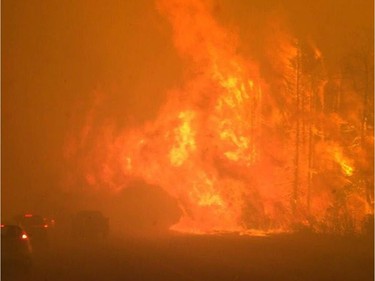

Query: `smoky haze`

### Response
(2, 0, 373, 234)
(2, 0, 183, 220)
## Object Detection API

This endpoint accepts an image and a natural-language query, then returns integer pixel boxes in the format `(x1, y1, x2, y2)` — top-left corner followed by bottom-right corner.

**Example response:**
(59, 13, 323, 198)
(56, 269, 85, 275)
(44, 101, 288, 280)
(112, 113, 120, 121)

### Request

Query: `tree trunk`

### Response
(293, 44, 301, 215)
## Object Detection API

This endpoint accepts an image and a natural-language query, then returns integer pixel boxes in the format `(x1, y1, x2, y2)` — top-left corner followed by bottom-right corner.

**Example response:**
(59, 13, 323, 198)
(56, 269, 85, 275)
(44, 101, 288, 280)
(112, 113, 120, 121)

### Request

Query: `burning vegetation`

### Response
(64, 0, 374, 235)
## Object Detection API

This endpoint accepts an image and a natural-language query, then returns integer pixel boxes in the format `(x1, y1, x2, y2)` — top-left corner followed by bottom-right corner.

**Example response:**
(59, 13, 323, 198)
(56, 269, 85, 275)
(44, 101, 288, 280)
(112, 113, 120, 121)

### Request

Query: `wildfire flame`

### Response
(117, 0, 268, 232)
(65, 0, 373, 235)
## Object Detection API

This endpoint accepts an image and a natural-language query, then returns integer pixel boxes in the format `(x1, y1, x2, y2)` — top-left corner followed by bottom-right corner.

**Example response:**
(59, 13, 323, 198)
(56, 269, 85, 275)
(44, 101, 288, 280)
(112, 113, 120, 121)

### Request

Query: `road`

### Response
(2, 232, 373, 281)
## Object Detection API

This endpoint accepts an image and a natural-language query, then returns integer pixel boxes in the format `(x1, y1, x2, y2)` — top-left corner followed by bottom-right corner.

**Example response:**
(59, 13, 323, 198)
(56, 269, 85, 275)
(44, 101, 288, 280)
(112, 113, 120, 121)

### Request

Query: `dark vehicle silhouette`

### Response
(1, 224, 33, 272)
(72, 210, 109, 239)
(14, 214, 50, 248)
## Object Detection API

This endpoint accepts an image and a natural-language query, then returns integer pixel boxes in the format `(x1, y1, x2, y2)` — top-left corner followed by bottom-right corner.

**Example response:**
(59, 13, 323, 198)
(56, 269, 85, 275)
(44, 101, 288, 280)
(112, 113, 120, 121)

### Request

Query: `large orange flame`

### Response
(94, 0, 277, 233)
(64, 0, 373, 235)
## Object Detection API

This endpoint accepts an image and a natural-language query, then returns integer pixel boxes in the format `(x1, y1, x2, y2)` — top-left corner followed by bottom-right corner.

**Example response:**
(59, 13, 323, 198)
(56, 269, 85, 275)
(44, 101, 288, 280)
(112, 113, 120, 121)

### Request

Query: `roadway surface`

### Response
(2, 231, 374, 281)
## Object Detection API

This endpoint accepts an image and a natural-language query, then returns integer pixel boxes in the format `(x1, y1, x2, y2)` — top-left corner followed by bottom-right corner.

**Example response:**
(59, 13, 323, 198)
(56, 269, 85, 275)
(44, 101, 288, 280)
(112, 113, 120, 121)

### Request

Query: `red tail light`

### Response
(44, 224, 49, 228)
(24, 214, 33, 218)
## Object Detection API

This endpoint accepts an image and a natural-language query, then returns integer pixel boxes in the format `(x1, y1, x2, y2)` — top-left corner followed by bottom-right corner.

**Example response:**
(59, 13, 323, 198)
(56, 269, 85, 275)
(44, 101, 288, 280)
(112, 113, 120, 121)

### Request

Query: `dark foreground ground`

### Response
(2, 232, 374, 281)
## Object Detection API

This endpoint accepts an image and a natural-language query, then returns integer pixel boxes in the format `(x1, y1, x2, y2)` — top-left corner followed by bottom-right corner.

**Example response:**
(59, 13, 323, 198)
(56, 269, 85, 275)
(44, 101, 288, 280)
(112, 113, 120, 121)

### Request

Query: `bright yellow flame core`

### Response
(169, 111, 196, 167)
(341, 162, 354, 176)
(333, 148, 354, 176)
(197, 192, 224, 207)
